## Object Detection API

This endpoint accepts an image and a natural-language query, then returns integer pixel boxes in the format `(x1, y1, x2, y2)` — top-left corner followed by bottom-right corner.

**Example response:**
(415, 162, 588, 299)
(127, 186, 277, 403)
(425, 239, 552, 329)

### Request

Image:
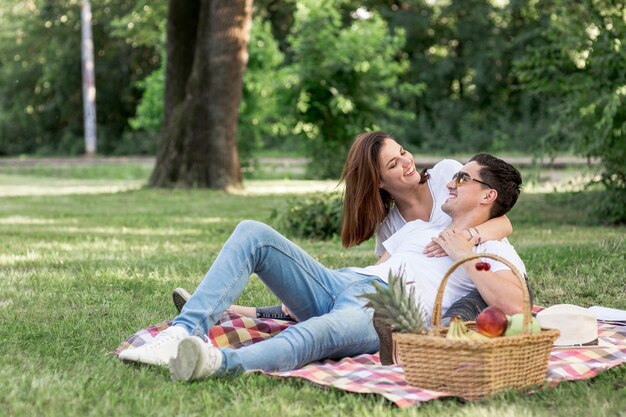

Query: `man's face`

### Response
(441, 161, 492, 217)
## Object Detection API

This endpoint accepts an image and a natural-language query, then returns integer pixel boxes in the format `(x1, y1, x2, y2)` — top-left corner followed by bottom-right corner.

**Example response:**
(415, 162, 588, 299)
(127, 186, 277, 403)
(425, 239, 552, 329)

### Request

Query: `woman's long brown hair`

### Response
(340, 131, 428, 248)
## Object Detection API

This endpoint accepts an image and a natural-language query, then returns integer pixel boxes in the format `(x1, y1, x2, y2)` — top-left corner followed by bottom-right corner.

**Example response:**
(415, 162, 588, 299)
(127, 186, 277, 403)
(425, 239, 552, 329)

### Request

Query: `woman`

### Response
(172, 131, 512, 319)
(341, 131, 511, 256)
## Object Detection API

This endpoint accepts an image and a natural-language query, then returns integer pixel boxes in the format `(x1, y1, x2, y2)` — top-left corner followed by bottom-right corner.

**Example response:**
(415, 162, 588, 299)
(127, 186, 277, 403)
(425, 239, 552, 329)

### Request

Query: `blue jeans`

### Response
(173, 220, 383, 374)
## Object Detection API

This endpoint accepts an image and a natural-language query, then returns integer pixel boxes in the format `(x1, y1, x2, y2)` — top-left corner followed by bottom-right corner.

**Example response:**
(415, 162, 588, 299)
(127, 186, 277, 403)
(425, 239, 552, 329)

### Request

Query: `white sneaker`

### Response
(169, 336, 223, 381)
(118, 325, 188, 366)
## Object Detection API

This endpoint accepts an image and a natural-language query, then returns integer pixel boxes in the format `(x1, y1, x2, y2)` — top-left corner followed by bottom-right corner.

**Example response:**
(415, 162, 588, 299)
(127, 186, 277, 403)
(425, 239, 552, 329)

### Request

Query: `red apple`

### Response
(476, 306, 508, 337)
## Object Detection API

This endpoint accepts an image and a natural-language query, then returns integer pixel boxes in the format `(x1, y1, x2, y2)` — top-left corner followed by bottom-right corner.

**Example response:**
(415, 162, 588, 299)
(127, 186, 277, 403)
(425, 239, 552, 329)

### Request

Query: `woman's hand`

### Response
(281, 303, 295, 318)
(431, 229, 474, 262)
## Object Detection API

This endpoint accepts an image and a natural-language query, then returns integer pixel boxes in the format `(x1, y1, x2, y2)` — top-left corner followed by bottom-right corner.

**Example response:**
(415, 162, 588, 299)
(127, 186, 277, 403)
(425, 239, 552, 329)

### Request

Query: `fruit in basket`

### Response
(475, 306, 508, 337)
(504, 313, 541, 336)
(446, 316, 490, 340)
(360, 270, 427, 334)
(475, 261, 491, 271)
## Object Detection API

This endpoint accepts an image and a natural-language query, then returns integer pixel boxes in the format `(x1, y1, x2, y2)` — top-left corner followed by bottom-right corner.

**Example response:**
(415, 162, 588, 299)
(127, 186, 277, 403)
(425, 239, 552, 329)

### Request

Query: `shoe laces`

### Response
(205, 345, 222, 368)
(145, 328, 181, 350)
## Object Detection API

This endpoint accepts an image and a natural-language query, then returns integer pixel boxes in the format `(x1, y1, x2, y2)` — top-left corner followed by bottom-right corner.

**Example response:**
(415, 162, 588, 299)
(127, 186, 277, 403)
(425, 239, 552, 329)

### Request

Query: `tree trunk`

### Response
(162, 0, 200, 128)
(150, 0, 252, 189)
(81, 0, 97, 156)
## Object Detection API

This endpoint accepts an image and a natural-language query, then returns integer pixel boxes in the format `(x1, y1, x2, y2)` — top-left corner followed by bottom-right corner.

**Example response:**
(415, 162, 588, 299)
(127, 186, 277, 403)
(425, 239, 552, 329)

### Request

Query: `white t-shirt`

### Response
(374, 159, 462, 256)
(353, 219, 526, 323)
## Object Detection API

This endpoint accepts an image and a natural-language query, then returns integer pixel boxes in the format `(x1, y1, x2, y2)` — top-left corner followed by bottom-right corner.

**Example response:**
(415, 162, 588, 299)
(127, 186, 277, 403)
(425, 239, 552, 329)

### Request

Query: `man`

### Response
(119, 153, 524, 382)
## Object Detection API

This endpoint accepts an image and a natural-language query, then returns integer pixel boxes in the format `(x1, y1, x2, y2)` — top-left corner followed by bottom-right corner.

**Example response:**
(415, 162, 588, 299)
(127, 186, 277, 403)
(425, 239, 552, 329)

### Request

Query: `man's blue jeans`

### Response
(173, 220, 383, 374)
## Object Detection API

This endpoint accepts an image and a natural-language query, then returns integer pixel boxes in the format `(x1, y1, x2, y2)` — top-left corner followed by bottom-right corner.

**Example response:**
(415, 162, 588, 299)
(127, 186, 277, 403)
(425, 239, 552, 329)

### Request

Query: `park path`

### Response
(0, 155, 599, 169)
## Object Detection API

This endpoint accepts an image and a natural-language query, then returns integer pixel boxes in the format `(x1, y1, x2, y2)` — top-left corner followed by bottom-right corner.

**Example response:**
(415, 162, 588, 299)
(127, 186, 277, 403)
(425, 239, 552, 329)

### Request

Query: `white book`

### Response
(588, 306, 626, 321)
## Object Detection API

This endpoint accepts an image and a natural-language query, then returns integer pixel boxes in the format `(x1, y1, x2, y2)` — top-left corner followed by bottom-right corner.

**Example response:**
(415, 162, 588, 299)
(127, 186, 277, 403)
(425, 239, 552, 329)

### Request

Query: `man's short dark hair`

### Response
(470, 153, 522, 218)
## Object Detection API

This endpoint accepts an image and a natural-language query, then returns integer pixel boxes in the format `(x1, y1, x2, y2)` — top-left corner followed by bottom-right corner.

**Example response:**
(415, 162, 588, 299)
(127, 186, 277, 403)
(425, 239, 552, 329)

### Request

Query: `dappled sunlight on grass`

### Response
(173, 216, 225, 224)
(0, 216, 77, 225)
(0, 251, 42, 266)
(1, 237, 222, 273)
(0, 172, 347, 197)
(19, 225, 205, 237)
(0, 174, 144, 197)
(236, 179, 343, 195)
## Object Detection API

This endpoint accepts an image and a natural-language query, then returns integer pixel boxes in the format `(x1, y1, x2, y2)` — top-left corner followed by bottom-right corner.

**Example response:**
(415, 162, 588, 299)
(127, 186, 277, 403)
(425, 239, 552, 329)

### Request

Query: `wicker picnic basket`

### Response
(392, 254, 560, 400)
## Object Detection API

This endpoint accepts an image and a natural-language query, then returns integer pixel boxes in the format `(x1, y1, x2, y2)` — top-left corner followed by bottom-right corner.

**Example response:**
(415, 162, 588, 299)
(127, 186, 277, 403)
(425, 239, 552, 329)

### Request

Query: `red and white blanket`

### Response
(114, 309, 626, 408)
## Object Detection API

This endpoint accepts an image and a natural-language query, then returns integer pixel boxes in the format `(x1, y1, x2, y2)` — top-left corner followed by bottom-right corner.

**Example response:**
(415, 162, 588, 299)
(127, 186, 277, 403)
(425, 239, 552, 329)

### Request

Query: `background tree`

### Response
(132, 16, 291, 168)
(514, 0, 626, 223)
(287, 0, 416, 178)
(149, 0, 253, 189)
(81, 0, 97, 156)
(0, 0, 160, 155)
(2, 1, 625, 221)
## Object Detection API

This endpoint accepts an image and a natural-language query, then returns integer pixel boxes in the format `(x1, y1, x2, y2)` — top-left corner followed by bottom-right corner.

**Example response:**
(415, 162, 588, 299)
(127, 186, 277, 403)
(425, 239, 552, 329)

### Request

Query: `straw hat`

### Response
(536, 304, 600, 347)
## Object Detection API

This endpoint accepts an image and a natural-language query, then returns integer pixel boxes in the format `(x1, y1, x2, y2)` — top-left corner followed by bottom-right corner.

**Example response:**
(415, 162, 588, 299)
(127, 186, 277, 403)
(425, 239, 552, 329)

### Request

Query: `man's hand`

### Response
(431, 229, 474, 261)
(425, 227, 475, 257)
(424, 240, 446, 257)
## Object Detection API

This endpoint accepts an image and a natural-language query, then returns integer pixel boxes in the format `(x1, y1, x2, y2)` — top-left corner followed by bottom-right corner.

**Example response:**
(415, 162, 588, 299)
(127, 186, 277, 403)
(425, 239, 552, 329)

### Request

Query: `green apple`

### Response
(504, 314, 541, 336)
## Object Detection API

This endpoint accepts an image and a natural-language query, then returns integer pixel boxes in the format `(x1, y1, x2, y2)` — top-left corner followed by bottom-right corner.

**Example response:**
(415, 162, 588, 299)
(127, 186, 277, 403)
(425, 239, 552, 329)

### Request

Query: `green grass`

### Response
(0, 164, 624, 417)
(0, 160, 154, 180)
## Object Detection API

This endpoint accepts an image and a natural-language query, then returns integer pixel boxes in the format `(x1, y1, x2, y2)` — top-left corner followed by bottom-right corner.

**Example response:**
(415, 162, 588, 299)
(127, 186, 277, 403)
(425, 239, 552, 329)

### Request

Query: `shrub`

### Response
(270, 192, 343, 240)
(591, 184, 626, 225)
(287, 0, 414, 178)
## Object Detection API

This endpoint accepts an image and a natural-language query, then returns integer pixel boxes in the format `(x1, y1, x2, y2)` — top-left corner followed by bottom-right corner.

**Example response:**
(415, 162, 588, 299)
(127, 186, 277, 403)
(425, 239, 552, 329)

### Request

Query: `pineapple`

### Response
(360, 269, 427, 335)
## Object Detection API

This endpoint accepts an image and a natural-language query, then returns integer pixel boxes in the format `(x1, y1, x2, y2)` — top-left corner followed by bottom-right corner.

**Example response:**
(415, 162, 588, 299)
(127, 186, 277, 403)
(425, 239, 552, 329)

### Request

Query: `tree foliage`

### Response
(288, 0, 415, 178)
(514, 0, 626, 223)
(1, 1, 625, 220)
(130, 15, 291, 167)
(0, 0, 161, 155)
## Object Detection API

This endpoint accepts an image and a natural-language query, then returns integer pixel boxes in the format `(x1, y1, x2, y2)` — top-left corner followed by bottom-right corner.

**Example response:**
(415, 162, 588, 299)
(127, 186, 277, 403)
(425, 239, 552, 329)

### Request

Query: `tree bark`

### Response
(162, 0, 200, 128)
(150, 0, 252, 189)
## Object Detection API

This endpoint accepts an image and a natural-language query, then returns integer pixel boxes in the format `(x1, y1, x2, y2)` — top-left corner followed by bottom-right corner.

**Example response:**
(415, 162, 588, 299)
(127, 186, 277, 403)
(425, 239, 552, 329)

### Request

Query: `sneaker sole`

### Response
(170, 337, 202, 381)
(172, 288, 191, 313)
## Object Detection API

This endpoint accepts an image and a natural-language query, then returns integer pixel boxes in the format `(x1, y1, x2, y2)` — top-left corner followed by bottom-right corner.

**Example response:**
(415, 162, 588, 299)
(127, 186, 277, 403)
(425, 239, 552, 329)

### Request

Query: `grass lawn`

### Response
(0, 162, 624, 417)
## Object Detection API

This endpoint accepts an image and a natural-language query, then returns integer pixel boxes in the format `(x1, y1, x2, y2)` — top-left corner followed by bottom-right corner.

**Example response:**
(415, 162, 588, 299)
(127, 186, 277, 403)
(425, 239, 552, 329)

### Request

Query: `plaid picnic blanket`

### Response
(114, 309, 626, 408)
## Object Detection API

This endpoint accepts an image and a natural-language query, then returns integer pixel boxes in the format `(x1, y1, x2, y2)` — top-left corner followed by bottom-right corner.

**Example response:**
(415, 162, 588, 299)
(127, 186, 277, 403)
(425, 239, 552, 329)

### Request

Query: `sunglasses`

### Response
(452, 171, 493, 189)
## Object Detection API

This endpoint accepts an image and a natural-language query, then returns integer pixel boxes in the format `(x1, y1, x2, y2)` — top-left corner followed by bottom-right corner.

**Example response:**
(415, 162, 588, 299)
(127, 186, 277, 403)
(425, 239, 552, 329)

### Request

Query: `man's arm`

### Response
(459, 267, 523, 315)
(432, 229, 524, 315)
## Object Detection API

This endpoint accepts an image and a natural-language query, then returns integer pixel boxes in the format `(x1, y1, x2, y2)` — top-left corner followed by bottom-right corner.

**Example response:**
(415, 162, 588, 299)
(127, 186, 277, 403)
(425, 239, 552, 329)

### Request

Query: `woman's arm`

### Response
(464, 214, 512, 245)
(424, 215, 512, 257)
(375, 250, 391, 265)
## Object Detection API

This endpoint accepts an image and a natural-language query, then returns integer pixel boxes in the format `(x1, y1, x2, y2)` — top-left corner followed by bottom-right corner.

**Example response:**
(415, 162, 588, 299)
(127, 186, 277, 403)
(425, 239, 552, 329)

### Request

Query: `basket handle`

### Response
(431, 253, 532, 333)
